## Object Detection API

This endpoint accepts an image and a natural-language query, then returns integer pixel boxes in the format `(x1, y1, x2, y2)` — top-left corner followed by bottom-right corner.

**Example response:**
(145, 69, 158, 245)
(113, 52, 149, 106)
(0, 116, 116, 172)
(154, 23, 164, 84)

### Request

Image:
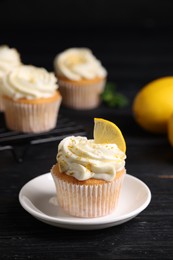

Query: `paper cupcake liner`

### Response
(0, 95, 4, 111)
(3, 97, 62, 133)
(52, 172, 125, 218)
(58, 79, 106, 109)
(0, 80, 5, 111)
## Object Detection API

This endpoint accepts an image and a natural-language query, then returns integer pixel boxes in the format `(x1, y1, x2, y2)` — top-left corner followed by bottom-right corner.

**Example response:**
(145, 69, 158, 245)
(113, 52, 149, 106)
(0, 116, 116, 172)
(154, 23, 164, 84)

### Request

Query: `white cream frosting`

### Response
(1, 65, 58, 99)
(0, 45, 21, 79)
(54, 48, 107, 81)
(57, 136, 126, 181)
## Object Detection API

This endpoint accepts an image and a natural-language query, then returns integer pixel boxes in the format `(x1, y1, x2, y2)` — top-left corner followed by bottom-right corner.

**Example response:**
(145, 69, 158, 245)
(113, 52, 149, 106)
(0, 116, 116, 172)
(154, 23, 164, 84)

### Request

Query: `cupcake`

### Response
(0, 45, 22, 111)
(1, 65, 62, 133)
(51, 119, 126, 218)
(54, 48, 107, 109)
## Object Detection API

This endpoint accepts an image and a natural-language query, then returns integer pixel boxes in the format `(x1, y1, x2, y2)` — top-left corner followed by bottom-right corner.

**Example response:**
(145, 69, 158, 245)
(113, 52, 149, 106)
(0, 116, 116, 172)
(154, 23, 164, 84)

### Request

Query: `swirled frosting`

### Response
(0, 45, 21, 79)
(1, 65, 58, 99)
(57, 136, 126, 181)
(54, 48, 107, 81)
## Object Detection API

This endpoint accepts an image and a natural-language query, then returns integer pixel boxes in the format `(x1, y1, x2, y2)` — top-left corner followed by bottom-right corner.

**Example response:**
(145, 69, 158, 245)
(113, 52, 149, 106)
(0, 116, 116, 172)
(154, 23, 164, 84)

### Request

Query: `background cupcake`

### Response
(0, 45, 22, 111)
(54, 48, 107, 109)
(1, 65, 62, 133)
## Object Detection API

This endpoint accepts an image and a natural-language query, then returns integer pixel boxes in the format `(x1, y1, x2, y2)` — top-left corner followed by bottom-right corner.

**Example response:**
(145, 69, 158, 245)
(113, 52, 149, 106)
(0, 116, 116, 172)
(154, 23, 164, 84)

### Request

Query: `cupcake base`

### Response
(0, 95, 4, 112)
(51, 164, 125, 218)
(58, 76, 106, 110)
(3, 91, 62, 133)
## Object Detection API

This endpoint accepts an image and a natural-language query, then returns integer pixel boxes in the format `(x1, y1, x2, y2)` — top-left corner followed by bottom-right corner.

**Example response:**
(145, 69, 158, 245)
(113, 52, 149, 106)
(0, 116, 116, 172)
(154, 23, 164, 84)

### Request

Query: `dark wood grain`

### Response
(0, 26, 173, 259)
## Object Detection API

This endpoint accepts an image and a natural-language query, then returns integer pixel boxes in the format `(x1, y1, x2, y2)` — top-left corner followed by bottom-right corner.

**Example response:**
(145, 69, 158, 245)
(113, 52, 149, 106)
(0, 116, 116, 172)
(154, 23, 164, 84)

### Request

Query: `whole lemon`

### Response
(168, 113, 173, 146)
(133, 77, 173, 133)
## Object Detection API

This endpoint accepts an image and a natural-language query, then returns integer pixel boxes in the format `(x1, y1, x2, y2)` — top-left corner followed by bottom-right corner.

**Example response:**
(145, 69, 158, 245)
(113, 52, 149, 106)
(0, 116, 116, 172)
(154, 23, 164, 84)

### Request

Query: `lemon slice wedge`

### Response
(94, 118, 126, 153)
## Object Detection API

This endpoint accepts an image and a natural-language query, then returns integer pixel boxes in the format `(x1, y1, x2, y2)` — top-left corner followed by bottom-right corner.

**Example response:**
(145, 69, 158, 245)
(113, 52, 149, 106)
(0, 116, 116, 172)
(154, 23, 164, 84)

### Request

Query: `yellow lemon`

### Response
(168, 113, 173, 146)
(94, 118, 126, 152)
(133, 77, 173, 133)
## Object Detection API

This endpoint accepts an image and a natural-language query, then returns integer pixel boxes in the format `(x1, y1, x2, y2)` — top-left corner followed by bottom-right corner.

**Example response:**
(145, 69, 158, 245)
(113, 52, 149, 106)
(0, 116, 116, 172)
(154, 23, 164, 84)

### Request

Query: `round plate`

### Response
(19, 173, 151, 230)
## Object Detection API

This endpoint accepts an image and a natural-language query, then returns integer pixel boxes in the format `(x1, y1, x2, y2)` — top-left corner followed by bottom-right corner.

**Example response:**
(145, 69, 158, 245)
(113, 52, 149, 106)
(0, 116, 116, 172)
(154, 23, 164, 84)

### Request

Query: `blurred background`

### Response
(1, 0, 173, 94)
(1, 0, 173, 28)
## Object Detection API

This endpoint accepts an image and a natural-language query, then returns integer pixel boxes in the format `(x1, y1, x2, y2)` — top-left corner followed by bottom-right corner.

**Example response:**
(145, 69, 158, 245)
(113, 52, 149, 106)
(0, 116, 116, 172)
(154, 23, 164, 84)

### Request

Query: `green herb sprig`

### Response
(101, 82, 128, 108)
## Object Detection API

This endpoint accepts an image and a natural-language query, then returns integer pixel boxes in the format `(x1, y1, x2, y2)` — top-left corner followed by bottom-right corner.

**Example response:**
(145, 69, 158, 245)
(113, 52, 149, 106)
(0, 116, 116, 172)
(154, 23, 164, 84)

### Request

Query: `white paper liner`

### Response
(3, 96, 62, 133)
(52, 172, 125, 218)
(58, 79, 106, 109)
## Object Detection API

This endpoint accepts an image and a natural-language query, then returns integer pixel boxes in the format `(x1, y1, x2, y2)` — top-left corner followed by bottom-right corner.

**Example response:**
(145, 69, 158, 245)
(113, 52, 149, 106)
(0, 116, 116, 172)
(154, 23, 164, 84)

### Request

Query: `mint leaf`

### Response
(101, 82, 128, 108)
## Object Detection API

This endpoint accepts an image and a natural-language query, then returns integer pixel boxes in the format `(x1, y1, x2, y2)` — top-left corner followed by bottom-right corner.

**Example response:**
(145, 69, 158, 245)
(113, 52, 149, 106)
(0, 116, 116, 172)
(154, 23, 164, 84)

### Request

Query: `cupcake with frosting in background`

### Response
(1, 65, 62, 133)
(0, 45, 22, 111)
(51, 118, 126, 218)
(54, 48, 107, 109)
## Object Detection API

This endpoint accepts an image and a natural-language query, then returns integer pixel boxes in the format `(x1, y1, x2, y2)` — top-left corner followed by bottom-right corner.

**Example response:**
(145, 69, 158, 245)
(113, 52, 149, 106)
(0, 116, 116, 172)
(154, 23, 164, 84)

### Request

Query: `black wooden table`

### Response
(0, 26, 173, 259)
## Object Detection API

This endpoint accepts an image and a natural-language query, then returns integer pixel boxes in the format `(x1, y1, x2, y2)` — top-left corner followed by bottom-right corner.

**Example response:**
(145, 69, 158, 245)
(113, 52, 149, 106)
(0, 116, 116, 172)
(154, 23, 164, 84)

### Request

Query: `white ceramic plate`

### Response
(19, 173, 151, 230)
